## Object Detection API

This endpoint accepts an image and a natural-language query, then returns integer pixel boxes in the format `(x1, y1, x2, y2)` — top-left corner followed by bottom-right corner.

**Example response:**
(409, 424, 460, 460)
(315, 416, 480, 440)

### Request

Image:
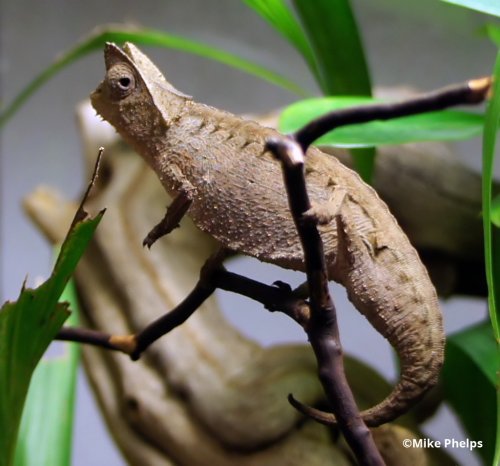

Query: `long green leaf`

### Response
(0, 25, 306, 128)
(0, 208, 102, 466)
(242, 0, 320, 82)
(482, 48, 500, 466)
(291, 0, 374, 181)
(442, 321, 498, 466)
(291, 0, 371, 96)
(14, 283, 80, 466)
(487, 23, 500, 46)
(441, 0, 500, 17)
(279, 97, 484, 147)
(491, 193, 500, 227)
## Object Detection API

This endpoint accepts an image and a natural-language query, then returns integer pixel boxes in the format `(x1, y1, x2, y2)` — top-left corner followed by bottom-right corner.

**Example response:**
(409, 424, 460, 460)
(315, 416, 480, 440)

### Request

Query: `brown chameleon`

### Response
(91, 42, 444, 427)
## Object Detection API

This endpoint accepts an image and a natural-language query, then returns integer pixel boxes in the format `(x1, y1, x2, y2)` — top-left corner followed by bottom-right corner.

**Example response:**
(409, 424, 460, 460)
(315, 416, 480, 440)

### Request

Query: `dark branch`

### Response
(266, 137, 385, 466)
(295, 76, 492, 151)
(57, 326, 124, 351)
(130, 249, 228, 360)
(55, 260, 312, 357)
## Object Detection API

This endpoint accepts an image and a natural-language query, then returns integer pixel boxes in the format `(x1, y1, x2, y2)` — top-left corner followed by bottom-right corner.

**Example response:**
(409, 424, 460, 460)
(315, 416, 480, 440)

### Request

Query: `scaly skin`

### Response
(91, 42, 444, 426)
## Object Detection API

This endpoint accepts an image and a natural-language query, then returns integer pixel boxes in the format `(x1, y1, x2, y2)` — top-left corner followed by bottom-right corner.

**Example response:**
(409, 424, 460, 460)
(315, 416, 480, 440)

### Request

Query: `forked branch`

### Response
(266, 136, 385, 466)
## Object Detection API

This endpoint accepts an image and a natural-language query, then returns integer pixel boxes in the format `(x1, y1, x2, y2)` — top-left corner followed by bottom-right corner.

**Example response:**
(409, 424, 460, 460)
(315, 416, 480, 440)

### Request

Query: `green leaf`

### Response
(0, 206, 102, 466)
(442, 321, 499, 466)
(242, 0, 320, 82)
(279, 97, 484, 147)
(13, 283, 80, 466)
(0, 25, 307, 128)
(290, 0, 374, 180)
(481, 48, 500, 466)
(441, 0, 500, 17)
(491, 193, 500, 227)
(487, 23, 500, 47)
(291, 0, 371, 96)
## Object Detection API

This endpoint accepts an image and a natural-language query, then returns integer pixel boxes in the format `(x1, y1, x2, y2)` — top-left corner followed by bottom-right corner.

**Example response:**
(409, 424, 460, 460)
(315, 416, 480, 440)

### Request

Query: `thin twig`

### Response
(295, 76, 492, 150)
(266, 136, 385, 466)
(55, 260, 311, 357)
(57, 326, 121, 351)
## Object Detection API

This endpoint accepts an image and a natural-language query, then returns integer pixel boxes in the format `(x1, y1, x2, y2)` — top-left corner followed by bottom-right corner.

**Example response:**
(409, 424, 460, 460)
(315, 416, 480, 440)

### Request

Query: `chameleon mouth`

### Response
(89, 83, 108, 122)
(90, 84, 102, 101)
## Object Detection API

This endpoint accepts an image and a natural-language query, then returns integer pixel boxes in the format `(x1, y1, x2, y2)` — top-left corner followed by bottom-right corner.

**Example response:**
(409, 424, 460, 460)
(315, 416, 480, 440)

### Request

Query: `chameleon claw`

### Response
(288, 393, 337, 426)
(142, 233, 156, 249)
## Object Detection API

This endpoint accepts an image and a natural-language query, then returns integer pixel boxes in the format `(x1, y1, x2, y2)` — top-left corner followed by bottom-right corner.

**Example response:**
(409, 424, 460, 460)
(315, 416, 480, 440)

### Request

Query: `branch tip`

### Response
(468, 76, 493, 101)
(109, 334, 137, 354)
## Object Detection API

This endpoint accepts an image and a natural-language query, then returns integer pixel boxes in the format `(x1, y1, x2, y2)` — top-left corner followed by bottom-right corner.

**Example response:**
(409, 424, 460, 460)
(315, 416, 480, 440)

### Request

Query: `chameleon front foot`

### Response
(143, 191, 193, 248)
(143, 218, 177, 248)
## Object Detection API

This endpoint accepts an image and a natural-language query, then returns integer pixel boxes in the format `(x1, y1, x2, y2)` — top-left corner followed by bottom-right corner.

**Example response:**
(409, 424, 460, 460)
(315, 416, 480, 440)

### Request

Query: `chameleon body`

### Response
(91, 43, 444, 427)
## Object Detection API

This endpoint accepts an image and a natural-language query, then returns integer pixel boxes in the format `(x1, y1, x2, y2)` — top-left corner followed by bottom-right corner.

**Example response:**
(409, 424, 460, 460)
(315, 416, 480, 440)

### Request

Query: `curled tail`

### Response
(289, 359, 442, 426)
(294, 213, 445, 426)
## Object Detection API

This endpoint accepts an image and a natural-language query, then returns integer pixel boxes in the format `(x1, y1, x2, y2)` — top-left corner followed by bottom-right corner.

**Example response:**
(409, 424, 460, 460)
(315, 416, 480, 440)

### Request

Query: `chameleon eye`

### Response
(118, 77, 132, 89)
(106, 64, 136, 100)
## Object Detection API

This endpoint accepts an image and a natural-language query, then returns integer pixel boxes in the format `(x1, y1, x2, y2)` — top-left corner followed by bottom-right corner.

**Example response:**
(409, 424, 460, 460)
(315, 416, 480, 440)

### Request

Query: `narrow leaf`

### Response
(242, 0, 319, 81)
(0, 157, 103, 466)
(279, 97, 484, 147)
(0, 25, 306, 127)
(441, 0, 500, 17)
(291, 0, 371, 96)
(291, 0, 374, 180)
(482, 51, 500, 340)
(442, 321, 498, 466)
(14, 283, 80, 466)
(481, 48, 500, 466)
(487, 24, 500, 47)
(491, 193, 500, 227)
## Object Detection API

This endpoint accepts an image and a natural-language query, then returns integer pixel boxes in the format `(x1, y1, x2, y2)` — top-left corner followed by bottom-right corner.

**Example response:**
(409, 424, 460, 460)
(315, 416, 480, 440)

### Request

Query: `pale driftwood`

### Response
(23, 101, 466, 465)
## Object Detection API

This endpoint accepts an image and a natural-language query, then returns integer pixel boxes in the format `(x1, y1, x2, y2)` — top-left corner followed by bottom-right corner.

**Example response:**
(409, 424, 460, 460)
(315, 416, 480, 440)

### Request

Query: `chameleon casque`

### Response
(91, 42, 444, 427)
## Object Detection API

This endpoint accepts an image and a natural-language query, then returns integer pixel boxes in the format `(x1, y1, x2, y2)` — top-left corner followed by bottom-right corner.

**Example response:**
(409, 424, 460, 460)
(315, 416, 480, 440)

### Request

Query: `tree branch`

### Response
(265, 136, 385, 466)
(295, 76, 491, 150)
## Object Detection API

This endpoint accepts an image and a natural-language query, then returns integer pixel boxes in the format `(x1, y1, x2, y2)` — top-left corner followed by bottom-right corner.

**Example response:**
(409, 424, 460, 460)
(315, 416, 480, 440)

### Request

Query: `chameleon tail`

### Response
(288, 367, 440, 427)
(295, 212, 445, 427)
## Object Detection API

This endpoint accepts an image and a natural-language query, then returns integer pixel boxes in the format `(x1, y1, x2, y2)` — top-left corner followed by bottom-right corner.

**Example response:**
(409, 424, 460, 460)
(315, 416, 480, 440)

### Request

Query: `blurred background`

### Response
(1, 0, 498, 464)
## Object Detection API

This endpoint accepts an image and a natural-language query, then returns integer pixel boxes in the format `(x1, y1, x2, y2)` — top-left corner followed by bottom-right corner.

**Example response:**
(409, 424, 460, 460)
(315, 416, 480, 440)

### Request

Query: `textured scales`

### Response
(91, 42, 444, 427)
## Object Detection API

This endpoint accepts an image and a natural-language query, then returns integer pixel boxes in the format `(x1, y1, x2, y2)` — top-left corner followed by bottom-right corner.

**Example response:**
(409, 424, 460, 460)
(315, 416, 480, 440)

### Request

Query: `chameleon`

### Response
(91, 42, 444, 427)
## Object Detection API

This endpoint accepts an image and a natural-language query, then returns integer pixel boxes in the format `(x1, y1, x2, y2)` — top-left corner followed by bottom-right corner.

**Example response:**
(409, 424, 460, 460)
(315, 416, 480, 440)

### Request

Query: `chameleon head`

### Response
(91, 42, 191, 156)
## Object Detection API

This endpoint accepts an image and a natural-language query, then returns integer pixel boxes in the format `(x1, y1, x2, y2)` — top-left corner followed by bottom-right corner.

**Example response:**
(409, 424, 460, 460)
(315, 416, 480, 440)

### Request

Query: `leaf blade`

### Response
(487, 23, 500, 47)
(242, 0, 319, 81)
(442, 322, 499, 466)
(290, 0, 374, 181)
(13, 283, 80, 466)
(291, 0, 371, 96)
(481, 47, 500, 466)
(0, 199, 102, 466)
